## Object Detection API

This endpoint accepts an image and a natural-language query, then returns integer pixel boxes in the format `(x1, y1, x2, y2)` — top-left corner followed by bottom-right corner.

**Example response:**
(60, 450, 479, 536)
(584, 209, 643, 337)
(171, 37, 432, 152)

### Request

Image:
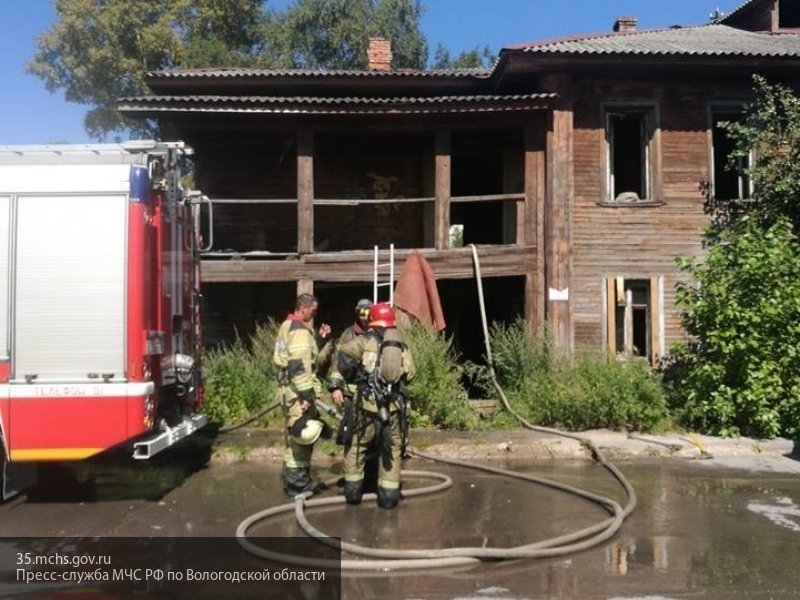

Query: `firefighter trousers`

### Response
(280, 387, 316, 497)
(343, 411, 402, 509)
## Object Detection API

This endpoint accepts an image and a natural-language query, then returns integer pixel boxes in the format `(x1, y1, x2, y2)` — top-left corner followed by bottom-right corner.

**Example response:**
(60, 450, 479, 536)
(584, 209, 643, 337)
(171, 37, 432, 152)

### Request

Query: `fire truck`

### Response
(0, 141, 208, 497)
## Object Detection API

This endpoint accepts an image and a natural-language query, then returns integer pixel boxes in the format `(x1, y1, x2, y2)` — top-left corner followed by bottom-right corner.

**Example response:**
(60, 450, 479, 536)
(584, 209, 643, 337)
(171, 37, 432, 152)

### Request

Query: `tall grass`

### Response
(402, 321, 477, 430)
(202, 316, 668, 433)
(479, 320, 669, 432)
(201, 320, 282, 426)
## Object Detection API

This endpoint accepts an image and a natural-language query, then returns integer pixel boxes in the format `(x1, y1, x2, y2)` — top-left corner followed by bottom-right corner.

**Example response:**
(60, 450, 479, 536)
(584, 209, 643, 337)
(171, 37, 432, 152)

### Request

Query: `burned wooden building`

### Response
(119, 0, 800, 363)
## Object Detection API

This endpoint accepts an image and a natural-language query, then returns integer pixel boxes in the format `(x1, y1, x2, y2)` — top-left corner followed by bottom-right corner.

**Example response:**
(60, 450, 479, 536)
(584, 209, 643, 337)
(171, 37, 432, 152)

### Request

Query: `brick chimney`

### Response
(367, 37, 392, 71)
(613, 16, 638, 32)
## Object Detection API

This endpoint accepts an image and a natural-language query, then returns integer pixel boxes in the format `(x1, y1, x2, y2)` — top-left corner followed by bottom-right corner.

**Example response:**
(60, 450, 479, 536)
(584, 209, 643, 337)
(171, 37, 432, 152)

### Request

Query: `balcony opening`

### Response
(450, 129, 523, 246)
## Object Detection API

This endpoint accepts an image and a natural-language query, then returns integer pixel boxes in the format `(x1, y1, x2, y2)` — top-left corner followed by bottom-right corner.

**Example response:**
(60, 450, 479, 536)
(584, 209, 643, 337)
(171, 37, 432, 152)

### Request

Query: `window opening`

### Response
(608, 111, 648, 201)
(780, 0, 800, 28)
(711, 111, 751, 201)
(450, 129, 522, 246)
(606, 276, 662, 365)
(613, 279, 649, 357)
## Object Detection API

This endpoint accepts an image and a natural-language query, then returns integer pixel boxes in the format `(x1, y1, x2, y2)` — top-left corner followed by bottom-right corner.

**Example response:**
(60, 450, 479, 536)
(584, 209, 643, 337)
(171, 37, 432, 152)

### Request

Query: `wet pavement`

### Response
(0, 428, 799, 599)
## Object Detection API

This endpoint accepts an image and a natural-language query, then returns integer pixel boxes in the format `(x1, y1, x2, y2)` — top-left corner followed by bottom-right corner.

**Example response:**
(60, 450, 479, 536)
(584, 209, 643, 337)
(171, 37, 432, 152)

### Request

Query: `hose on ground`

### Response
(234, 244, 636, 570)
(218, 400, 282, 433)
(468, 243, 637, 522)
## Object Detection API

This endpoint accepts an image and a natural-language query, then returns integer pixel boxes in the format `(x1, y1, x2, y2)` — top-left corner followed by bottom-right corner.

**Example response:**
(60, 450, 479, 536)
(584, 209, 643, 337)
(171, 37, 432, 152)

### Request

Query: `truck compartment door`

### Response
(13, 195, 127, 382)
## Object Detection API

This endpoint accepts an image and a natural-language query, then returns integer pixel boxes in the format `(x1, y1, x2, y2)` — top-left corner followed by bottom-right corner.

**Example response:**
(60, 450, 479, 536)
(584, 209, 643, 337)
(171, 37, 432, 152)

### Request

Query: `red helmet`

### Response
(368, 302, 395, 328)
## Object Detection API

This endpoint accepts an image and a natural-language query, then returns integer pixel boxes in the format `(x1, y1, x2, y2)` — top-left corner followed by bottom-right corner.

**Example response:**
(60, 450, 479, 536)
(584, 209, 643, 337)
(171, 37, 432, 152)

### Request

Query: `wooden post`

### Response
(434, 127, 451, 250)
(524, 119, 546, 329)
(297, 129, 314, 255)
(649, 276, 662, 366)
(606, 277, 617, 356)
(297, 279, 314, 297)
(544, 75, 574, 352)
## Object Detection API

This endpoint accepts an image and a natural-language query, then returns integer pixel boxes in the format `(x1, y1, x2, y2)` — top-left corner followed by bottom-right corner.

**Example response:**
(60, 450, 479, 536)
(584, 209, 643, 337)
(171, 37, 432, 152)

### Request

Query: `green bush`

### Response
(479, 319, 669, 433)
(402, 321, 477, 430)
(201, 323, 281, 427)
(669, 216, 800, 438)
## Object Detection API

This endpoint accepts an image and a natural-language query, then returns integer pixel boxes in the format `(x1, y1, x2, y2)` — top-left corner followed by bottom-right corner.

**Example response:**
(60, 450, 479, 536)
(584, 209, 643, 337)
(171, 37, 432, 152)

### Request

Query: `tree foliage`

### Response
(260, 0, 427, 69)
(431, 44, 495, 69)
(670, 217, 800, 438)
(27, 0, 264, 140)
(668, 78, 800, 439)
(27, 0, 431, 140)
(722, 76, 800, 232)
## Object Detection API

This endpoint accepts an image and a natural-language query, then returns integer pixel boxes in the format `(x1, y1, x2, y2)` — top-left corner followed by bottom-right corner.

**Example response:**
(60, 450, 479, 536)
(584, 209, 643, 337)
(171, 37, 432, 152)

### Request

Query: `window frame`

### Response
(603, 275, 664, 366)
(601, 103, 660, 205)
(708, 102, 753, 202)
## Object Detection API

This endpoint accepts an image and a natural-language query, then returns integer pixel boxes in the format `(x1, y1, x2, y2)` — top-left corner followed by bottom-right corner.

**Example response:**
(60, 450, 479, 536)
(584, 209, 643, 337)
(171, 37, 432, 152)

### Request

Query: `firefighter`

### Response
(337, 302, 415, 509)
(274, 293, 333, 497)
(327, 298, 372, 413)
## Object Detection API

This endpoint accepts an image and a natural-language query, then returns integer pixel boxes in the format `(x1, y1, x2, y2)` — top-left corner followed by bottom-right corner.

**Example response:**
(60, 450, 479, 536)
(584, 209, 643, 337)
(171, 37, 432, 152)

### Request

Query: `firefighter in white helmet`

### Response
(273, 293, 333, 497)
(337, 302, 415, 509)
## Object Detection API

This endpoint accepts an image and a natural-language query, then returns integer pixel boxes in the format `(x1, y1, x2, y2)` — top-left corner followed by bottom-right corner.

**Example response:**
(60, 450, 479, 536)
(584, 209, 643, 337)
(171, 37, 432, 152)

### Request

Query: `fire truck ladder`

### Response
(373, 244, 395, 305)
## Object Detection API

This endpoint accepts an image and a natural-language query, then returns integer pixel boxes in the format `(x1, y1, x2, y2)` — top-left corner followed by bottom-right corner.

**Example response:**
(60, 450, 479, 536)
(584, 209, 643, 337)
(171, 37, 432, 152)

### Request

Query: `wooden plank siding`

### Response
(569, 77, 756, 354)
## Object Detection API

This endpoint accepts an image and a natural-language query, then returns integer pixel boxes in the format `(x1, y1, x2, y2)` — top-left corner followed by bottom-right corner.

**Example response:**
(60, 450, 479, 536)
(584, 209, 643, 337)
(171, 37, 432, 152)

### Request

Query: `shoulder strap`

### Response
(380, 339, 406, 351)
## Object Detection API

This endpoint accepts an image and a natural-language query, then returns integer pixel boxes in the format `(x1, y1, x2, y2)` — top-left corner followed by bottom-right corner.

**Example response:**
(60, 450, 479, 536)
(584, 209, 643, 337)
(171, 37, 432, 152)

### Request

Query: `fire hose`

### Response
(235, 244, 637, 570)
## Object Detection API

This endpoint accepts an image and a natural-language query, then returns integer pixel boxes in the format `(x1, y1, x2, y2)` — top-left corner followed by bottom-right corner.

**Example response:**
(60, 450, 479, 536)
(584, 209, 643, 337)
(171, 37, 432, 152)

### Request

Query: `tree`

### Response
(431, 44, 495, 69)
(722, 76, 800, 232)
(28, 0, 430, 139)
(258, 0, 427, 69)
(669, 78, 800, 438)
(28, 0, 265, 140)
(671, 216, 800, 438)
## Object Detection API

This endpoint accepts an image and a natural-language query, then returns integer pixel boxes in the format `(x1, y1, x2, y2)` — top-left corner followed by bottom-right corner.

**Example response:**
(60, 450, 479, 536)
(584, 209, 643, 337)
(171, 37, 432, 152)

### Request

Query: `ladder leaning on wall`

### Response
(372, 243, 395, 306)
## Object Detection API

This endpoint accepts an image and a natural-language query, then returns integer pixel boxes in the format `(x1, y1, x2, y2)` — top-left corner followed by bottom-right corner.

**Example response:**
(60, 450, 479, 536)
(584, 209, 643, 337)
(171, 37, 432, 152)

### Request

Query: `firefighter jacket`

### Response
(326, 322, 368, 397)
(337, 326, 415, 414)
(273, 315, 324, 403)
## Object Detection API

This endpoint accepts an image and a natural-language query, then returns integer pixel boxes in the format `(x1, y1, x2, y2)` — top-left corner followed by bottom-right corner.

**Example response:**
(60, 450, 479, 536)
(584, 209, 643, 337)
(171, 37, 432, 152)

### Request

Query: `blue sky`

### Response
(0, 0, 743, 145)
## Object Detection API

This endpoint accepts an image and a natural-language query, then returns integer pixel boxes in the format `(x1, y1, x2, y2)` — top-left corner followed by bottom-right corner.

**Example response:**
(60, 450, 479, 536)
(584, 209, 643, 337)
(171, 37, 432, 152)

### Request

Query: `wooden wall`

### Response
(569, 76, 756, 354)
(191, 120, 542, 356)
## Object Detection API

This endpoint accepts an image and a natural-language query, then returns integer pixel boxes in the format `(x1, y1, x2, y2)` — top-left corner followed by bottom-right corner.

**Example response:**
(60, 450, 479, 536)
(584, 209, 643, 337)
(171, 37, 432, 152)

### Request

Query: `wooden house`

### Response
(118, 0, 800, 364)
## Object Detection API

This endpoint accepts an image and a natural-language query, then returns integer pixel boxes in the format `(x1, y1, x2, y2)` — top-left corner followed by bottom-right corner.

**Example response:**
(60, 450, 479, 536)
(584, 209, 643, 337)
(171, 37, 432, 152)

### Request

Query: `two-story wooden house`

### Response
(119, 0, 800, 364)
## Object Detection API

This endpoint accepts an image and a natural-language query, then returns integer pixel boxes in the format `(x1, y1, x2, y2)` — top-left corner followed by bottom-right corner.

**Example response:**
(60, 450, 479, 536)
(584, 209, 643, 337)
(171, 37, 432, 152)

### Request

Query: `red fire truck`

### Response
(0, 141, 208, 497)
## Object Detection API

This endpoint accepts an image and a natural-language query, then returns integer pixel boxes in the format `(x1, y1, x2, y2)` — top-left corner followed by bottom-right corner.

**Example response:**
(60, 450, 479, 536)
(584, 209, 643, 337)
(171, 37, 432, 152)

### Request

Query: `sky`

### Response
(0, 0, 745, 145)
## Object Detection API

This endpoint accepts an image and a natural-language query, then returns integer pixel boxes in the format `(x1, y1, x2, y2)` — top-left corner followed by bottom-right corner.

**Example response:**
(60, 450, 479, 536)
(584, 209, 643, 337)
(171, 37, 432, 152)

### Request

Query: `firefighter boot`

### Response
(343, 480, 364, 505)
(282, 465, 318, 498)
(376, 485, 400, 510)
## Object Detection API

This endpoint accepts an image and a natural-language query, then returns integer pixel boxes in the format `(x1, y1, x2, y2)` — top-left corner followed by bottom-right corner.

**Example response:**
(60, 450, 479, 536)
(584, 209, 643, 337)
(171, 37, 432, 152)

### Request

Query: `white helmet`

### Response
(292, 419, 324, 445)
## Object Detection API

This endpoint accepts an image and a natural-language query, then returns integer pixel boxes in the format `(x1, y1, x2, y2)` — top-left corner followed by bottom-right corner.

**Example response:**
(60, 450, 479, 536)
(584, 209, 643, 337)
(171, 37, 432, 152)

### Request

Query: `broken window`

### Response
(605, 276, 663, 365)
(711, 110, 751, 201)
(605, 107, 655, 202)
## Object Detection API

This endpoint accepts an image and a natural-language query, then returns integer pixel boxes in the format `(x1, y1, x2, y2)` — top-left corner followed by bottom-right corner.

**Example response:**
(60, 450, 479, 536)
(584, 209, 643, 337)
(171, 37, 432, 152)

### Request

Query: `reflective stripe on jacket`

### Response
(274, 316, 322, 398)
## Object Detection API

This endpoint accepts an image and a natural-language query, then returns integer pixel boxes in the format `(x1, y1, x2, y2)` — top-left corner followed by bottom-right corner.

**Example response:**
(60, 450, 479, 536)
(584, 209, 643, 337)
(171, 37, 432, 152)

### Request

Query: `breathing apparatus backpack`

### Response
(375, 327, 406, 386)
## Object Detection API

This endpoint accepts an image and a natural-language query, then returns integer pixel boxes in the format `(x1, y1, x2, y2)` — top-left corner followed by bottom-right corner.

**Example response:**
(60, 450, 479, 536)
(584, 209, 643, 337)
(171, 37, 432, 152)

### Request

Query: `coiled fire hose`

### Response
(235, 244, 636, 571)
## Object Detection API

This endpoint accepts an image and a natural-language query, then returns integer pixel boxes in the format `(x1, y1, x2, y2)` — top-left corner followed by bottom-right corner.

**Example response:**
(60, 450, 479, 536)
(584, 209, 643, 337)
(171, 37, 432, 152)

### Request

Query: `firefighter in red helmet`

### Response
(336, 302, 415, 509)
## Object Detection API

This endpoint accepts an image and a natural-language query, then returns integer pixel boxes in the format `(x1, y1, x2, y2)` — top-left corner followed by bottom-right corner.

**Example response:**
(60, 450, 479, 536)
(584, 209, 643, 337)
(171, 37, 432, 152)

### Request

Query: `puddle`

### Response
(747, 496, 800, 532)
(4, 444, 800, 599)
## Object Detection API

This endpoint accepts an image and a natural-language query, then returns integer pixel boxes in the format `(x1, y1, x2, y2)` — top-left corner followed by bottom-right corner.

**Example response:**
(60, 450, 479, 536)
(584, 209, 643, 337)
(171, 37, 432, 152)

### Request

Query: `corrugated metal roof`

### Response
(515, 24, 800, 57)
(146, 67, 491, 80)
(118, 92, 555, 115)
